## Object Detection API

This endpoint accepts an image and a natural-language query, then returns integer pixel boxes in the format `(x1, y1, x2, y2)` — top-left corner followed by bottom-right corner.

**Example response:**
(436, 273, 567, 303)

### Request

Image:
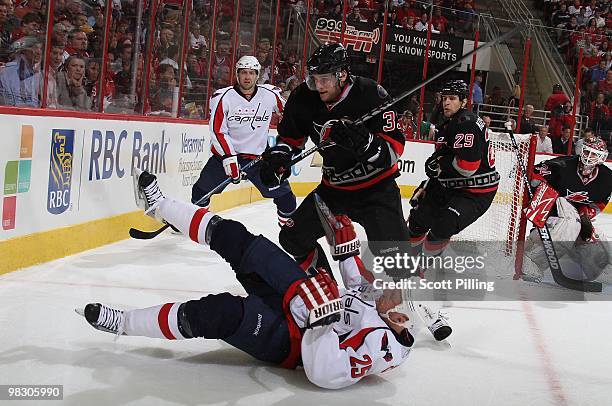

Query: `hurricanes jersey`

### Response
(277, 76, 405, 190)
(435, 109, 499, 194)
(533, 155, 611, 218)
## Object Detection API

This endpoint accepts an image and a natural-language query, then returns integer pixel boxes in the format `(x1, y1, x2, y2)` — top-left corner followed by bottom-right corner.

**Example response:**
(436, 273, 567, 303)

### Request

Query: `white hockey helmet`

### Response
(579, 137, 608, 174)
(236, 55, 261, 79)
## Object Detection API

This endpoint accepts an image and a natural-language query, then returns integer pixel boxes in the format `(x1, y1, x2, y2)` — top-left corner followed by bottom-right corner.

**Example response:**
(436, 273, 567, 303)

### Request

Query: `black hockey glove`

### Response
(409, 180, 428, 208)
(260, 144, 293, 187)
(425, 153, 442, 178)
(330, 119, 371, 151)
(330, 119, 385, 163)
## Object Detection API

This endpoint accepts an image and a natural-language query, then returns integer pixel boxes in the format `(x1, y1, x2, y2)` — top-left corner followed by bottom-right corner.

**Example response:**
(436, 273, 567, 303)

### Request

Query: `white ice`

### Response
(1, 200, 611, 406)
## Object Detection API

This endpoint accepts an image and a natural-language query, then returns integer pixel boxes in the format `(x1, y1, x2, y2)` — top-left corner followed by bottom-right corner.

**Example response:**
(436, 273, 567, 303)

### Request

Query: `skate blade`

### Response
(74, 308, 85, 317)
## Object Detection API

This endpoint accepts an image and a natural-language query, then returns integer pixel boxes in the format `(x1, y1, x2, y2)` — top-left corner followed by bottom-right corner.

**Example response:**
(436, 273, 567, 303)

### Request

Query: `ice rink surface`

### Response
(1, 199, 611, 406)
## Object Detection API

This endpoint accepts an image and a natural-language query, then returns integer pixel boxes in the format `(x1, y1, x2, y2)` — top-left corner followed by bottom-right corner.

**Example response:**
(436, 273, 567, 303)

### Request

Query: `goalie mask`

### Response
(579, 137, 608, 175)
(305, 42, 351, 91)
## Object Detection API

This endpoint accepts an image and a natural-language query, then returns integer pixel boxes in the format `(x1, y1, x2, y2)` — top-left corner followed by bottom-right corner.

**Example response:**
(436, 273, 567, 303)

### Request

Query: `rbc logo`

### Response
(47, 129, 74, 214)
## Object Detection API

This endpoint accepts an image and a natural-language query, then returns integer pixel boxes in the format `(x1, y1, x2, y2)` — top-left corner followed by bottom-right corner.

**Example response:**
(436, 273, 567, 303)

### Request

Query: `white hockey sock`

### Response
(124, 303, 188, 340)
(158, 198, 216, 245)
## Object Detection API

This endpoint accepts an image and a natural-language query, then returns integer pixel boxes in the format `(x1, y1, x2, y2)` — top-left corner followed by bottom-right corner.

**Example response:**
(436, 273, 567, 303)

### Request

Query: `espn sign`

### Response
(314, 18, 380, 53)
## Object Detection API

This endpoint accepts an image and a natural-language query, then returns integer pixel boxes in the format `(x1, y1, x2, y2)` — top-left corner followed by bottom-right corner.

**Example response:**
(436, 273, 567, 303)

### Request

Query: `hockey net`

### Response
(455, 132, 536, 260)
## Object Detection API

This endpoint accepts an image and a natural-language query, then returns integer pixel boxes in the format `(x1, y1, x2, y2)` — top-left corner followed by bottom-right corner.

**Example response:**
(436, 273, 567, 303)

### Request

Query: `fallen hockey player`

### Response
(76, 169, 451, 389)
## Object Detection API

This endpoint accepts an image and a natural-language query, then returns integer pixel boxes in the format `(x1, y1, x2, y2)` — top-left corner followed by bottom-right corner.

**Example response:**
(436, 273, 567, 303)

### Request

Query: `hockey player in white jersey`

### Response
(77, 169, 450, 389)
(192, 55, 297, 226)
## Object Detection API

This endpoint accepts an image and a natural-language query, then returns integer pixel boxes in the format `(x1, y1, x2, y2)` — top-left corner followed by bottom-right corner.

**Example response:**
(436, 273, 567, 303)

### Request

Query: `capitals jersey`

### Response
(532, 155, 611, 219)
(289, 256, 411, 389)
(278, 77, 405, 190)
(435, 109, 499, 194)
(209, 84, 285, 157)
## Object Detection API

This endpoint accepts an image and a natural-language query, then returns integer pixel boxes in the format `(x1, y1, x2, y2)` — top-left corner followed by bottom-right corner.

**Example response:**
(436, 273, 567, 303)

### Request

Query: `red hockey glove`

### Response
(296, 270, 343, 329)
(524, 182, 559, 228)
(222, 155, 240, 184)
(314, 194, 360, 261)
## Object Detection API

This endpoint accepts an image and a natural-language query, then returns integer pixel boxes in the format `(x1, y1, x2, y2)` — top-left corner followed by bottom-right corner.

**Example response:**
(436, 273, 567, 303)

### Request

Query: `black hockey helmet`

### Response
(440, 79, 468, 100)
(553, 83, 563, 93)
(307, 42, 350, 76)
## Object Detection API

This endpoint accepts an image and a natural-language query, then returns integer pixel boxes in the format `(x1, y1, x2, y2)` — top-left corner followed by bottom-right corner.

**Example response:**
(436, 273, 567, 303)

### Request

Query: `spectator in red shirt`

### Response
(11, 12, 41, 41)
(431, 7, 448, 32)
(544, 83, 570, 112)
(549, 102, 576, 139)
(63, 29, 90, 62)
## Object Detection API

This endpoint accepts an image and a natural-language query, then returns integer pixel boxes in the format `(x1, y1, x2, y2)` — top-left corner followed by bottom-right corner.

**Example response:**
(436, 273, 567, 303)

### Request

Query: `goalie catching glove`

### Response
(330, 119, 383, 163)
(314, 193, 360, 261)
(296, 270, 343, 329)
(260, 144, 293, 187)
(523, 182, 559, 228)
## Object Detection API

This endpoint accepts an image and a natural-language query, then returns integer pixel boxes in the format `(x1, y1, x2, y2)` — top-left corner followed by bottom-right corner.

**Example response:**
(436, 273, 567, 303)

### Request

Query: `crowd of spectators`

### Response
(0, 0, 479, 118)
(537, 0, 612, 151)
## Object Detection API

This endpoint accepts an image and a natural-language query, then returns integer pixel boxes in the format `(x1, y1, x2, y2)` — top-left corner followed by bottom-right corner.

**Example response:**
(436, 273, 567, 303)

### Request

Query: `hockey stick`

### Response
(129, 223, 175, 239)
(130, 158, 262, 240)
(507, 130, 602, 292)
(283, 25, 524, 166)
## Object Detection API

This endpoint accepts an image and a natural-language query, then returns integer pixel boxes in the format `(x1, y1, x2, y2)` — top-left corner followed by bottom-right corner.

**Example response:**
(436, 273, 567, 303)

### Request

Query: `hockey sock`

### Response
(275, 193, 297, 227)
(423, 232, 449, 257)
(158, 198, 219, 245)
(124, 303, 190, 340)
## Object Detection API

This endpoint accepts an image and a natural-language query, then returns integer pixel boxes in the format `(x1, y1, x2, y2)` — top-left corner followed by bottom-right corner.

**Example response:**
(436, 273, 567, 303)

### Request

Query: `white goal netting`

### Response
(455, 132, 535, 256)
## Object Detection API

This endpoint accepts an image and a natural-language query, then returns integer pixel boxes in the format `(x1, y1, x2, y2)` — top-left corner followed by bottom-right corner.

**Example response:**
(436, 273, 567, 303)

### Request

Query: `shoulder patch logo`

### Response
(377, 84, 388, 99)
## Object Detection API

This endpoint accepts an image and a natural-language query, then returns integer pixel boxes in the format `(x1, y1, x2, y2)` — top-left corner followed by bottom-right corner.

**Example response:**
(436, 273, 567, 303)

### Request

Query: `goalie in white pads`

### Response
(521, 137, 611, 283)
(77, 169, 449, 389)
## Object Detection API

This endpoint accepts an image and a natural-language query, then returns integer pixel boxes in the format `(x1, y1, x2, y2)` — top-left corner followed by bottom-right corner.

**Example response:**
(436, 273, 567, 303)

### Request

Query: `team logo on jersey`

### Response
(227, 103, 271, 130)
(565, 189, 591, 203)
(47, 129, 74, 215)
(535, 164, 551, 177)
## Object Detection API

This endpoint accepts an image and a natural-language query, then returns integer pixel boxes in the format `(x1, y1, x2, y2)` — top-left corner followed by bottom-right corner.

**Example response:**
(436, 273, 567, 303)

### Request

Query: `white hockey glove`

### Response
(314, 194, 360, 261)
(222, 155, 240, 184)
(296, 270, 343, 329)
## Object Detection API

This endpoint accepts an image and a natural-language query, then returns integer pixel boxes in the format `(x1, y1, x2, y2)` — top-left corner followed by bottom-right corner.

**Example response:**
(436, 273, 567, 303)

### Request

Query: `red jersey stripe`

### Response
(158, 303, 176, 340)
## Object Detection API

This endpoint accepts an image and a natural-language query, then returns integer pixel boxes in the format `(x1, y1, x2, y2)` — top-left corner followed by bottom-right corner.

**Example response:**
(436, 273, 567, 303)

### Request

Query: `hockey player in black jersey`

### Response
(521, 137, 611, 283)
(259, 42, 409, 275)
(407, 80, 499, 255)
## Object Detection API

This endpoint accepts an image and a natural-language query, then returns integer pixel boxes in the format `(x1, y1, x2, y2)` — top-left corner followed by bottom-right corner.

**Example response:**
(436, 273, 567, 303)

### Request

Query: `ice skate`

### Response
(416, 303, 453, 341)
(133, 168, 165, 221)
(76, 303, 126, 335)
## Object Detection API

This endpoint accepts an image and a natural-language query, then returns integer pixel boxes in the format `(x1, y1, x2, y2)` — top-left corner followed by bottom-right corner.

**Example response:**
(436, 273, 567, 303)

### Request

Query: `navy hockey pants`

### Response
(191, 155, 296, 217)
(181, 219, 306, 364)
